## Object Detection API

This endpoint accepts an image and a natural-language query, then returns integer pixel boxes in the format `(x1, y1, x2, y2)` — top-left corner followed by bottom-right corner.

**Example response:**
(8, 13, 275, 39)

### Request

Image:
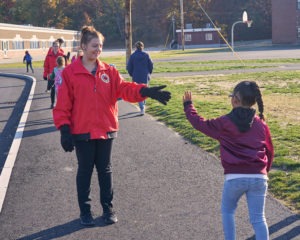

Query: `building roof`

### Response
(0, 23, 78, 35)
(176, 28, 221, 33)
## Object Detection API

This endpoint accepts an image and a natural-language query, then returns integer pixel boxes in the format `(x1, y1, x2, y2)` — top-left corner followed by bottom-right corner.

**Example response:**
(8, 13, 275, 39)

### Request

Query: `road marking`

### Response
(0, 73, 36, 213)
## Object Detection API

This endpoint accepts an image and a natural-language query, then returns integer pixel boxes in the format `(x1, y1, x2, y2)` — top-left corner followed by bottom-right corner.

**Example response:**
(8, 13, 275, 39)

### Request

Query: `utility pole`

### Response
(180, 0, 185, 51)
(125, 0, 132, 63)
(172, 14, 176, 42)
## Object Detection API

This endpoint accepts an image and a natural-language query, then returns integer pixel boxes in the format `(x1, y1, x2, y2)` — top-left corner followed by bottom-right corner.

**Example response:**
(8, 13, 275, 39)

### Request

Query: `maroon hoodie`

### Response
(184, 102, 274, 175)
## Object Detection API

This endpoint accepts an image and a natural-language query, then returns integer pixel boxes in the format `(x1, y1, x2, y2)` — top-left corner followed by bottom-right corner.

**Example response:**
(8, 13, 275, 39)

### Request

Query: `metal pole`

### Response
(125, 0, 132, 63)
(231, 21, 243, 51)
(180, 0, 184, 51)
(172, 15, 175, 41)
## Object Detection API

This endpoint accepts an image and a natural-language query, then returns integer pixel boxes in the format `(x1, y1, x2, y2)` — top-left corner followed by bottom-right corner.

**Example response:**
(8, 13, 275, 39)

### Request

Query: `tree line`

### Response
(1, 0, 271, 47)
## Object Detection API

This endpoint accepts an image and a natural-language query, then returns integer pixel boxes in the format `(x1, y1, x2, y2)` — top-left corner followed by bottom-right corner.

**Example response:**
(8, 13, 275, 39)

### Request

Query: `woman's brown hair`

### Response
(80, 26, 104, 48)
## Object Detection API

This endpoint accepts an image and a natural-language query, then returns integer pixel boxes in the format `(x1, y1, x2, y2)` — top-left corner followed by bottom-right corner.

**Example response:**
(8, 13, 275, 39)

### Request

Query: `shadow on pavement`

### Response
(246, 214, 300, 240)
(16, 217, 108, 240)
(29, 107, 53, 113)
(0, 74, 32, 174)
(0, 84, 25, 89)
(22, 126, 56, 138)
(118, 111, 142, 120)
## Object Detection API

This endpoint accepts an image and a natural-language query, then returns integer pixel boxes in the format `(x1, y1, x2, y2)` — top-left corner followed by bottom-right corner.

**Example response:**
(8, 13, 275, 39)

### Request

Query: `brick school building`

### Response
(0, 23, 79, 60)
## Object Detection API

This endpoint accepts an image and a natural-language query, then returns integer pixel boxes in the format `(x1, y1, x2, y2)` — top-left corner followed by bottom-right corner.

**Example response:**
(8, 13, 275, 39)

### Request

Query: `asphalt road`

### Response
(0, 47, 299, 239)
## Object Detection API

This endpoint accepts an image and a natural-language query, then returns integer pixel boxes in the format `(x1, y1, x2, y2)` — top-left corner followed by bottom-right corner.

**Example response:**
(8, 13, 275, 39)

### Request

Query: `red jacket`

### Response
(43, 48, 65, 79)
(53, 58, 147, 140)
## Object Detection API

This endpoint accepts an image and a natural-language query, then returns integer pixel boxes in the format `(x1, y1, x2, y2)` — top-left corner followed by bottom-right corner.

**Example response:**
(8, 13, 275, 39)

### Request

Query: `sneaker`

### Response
(80, 213, 95, 226)
(102, 211, 118, 224)
(140, 109, 145, 116)
(45, 90, 50, 93)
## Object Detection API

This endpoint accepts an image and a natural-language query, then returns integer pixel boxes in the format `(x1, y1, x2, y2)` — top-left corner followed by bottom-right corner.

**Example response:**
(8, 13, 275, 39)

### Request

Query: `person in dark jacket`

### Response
(23, 50, 34, 73)
(183, 81, 274, 240)
(127, 41, 153, 115)
(53, 26, 171, 227)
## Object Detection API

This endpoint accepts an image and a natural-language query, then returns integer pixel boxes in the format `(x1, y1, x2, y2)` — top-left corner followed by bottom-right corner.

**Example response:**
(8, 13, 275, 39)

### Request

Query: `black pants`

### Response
(47, 80, 55, 105)
(26, 61, 34, 73)
(74, 139, 114, 216)
(50, 85, 55, 105)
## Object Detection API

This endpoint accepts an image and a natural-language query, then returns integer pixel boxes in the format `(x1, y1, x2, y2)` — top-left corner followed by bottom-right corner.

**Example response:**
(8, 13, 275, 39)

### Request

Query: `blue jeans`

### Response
(221, 178, 269, 240)
(138, 100, 145, 111)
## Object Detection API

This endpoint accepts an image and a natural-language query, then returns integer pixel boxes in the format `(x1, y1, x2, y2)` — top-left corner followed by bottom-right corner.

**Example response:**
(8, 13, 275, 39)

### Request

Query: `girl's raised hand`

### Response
(183, 91, 192, 103)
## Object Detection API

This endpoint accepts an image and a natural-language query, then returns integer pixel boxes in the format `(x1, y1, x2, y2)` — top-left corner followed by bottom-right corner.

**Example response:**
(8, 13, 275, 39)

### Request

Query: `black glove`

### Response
(60, 125, 74, 152)
(140, 85, 171, 105)
(43, 76, 47, 81)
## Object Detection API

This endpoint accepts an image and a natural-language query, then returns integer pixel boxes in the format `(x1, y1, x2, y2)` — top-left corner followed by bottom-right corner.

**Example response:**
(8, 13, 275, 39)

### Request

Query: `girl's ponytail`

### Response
(251, 82, 265, 121)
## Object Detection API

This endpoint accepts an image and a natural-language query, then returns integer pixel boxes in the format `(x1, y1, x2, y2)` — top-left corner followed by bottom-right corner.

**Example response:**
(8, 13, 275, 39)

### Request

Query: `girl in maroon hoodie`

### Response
(183, 81, 274, 240)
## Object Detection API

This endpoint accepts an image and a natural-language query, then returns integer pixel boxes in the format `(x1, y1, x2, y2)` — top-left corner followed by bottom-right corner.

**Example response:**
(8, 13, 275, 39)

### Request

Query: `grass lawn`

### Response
(1, 49, 299, 213)
(145, 70, 300, 214)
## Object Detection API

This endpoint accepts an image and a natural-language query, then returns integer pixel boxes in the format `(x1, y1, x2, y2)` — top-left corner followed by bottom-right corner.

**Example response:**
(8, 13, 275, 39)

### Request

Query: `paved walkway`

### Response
(0, 47, 299, 239)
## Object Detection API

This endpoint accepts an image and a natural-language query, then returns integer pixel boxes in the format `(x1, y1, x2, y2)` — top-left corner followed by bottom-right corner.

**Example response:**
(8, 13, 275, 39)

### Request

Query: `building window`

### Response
(12, 35, 24, 49)
(2, 40, 9, 51)
(205, 33, 213, 41)
(298, 0, 300, 10)
(30, 40, 39, 49)
(49, 36, 56, 47)
(30, 35, 39, 49)
(185, 34, 192, 41)
(41, 41, 47, 49)
(12, 40, 24, 49)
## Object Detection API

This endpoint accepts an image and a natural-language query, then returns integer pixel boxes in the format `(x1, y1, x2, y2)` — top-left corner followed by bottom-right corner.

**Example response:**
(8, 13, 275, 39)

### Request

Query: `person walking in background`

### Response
(55, 38, 71, 65)
(46, 38, 65, 55)
(23, 50, 34, 73)
(43, 40, 65, 107)
(127, 41, 153, 115)
(49, 56, 65, 108)
(71, 49, 83, 63)
(53, 26, 171, 227)
(183, 81, 274, 240)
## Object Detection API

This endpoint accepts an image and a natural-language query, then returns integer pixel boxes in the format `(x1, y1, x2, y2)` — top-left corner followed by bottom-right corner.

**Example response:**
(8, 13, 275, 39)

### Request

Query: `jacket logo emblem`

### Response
(101, 73, 110, 83)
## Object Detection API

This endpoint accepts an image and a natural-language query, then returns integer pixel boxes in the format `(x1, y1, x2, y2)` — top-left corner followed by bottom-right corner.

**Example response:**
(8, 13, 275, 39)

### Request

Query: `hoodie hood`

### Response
(227, 107, 256, 132)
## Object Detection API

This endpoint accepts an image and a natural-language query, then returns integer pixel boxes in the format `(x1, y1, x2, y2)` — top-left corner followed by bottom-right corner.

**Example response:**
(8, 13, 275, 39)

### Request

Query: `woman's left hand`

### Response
(183, 91, 192, 103)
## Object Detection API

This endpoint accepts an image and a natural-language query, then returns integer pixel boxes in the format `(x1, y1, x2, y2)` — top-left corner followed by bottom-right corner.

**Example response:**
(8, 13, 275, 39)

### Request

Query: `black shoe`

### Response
(80, 213, 95, 226)
(102, 211, 118, 224)
(50, 104, 54, 109)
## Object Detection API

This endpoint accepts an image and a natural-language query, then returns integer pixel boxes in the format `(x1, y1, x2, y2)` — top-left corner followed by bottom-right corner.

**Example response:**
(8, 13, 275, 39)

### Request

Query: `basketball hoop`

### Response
(242, 11, 248, 22)
(246, 20, 253, 28)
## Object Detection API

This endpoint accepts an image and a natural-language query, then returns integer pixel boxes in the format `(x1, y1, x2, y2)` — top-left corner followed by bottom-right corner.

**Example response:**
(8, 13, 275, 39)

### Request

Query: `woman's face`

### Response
(52, 43, 59, 54)
(82, 37, 103, 61)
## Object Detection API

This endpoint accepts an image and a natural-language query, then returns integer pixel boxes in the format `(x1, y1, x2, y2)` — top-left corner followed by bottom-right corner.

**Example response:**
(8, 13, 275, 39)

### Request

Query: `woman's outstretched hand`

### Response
(140, 85, 171, 105)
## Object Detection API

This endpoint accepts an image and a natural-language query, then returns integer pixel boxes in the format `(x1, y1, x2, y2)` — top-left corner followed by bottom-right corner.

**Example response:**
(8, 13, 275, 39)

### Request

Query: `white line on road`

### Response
(0, 73, 36, 213)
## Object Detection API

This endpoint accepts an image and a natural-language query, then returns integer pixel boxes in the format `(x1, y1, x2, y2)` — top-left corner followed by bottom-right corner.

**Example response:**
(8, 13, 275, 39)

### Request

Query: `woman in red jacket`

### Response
(53, 26, 171, 226)
(43, 40, 65, 108)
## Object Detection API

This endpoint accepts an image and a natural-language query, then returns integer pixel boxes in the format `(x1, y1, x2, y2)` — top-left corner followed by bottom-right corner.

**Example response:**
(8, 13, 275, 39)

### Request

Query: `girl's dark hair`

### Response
(56, 56, 65, 67)
(233, 81, 265, 120)
(80, 26, 104, 47)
